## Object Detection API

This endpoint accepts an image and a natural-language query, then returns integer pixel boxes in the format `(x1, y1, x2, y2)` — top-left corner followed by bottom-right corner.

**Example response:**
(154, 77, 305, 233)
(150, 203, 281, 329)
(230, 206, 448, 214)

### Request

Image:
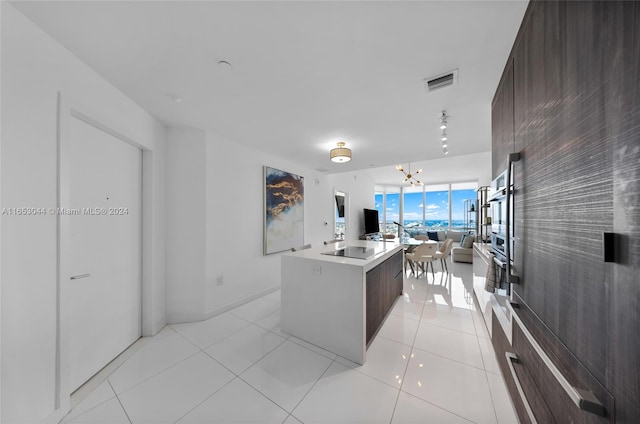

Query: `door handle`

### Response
(70, 273, 91, 280)
(506, 352, 538, 424)
(505, 152, 520, 284)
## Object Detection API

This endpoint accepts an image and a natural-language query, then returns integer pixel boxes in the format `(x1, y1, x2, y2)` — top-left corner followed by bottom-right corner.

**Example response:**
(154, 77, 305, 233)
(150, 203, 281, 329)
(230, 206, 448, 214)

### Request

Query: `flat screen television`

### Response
(363, 208, 380, 235)
(335, 195, 345, 218)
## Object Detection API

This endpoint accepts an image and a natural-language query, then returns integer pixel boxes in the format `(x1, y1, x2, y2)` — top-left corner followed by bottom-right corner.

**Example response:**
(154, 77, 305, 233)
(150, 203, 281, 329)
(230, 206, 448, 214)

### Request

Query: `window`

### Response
(451, 182, 478, 231)
(402, 186, 424, 227)
(385, 192, 400, 235)
(375, 187, 401, 236)
(374, 182, 478, 236)
(424, 184, 449, 230)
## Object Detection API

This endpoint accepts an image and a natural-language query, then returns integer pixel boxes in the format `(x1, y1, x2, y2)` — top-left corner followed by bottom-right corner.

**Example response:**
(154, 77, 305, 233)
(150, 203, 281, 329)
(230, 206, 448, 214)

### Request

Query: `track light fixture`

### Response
(440, 110, 450, 155)
(439, 111, 449, 129)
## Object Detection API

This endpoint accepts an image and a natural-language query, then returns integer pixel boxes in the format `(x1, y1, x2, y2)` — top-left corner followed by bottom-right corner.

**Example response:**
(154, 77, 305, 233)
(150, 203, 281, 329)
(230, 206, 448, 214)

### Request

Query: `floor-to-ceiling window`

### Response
(375, 182, 478, 236)
(424, 184, 450, 230)
(402, 186, 425, 228)
(450, 182, 478, 231)
(385, 191, 400, 236)
(375, 187, 401, 237)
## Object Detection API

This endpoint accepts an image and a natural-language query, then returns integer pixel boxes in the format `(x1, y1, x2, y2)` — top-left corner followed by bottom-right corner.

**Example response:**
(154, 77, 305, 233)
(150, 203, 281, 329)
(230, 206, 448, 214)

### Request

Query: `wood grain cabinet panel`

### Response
(491, 58, 515, 179)
(365, 251, 403, 345)
(492, 312, 554, 424)
(492, 1, 640, 422)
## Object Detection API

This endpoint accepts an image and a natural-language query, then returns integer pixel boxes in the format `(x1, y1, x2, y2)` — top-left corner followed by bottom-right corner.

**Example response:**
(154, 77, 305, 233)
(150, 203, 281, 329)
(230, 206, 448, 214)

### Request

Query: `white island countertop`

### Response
(281, 240, 404, 364)
(284, 239, 404, 271)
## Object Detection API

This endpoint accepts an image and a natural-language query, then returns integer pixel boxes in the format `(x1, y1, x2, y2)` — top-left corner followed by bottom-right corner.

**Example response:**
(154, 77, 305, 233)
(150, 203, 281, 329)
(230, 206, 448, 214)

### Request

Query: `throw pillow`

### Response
(427, 231, 439, 241)
(461, 235, 474, 248)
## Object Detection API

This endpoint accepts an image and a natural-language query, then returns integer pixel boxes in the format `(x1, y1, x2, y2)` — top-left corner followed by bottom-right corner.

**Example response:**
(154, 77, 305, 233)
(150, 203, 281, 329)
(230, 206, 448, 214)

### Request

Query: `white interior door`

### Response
(67, 117, 142, 391)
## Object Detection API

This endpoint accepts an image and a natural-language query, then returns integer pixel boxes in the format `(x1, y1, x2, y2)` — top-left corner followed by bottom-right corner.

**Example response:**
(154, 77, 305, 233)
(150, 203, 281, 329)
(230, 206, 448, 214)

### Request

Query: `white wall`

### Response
(327, 171, 377, 240)
(164, 130, 335, 322)
(165, 128, 207, 323)
(0, 4, 166, 422)
(203, 134, 334, 316)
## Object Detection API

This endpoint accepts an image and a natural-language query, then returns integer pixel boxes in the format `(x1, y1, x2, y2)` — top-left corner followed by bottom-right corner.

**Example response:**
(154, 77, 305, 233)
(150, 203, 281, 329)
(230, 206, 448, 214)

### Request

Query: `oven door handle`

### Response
(505, 152, 521, 284)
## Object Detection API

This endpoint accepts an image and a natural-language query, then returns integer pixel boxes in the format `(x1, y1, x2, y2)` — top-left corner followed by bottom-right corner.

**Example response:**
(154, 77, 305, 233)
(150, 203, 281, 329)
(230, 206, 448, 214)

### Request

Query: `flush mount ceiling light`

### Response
(330, 142, 352, 163)
(396, 162, 423, 186)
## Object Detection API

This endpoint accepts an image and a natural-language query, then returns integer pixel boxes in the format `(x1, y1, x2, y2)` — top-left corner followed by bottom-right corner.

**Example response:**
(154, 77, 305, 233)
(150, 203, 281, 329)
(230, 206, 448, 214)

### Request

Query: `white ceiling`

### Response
(12, 0, 527, 176)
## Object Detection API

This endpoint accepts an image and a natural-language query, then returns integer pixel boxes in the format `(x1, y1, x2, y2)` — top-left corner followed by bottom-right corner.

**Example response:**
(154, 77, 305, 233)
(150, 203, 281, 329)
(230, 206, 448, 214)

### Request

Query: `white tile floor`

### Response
(63, 260, 518, 424)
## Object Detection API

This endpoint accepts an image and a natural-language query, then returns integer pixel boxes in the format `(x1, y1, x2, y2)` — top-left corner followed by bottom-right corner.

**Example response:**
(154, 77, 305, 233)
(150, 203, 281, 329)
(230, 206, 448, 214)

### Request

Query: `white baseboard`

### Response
(167, 285, 281, 325)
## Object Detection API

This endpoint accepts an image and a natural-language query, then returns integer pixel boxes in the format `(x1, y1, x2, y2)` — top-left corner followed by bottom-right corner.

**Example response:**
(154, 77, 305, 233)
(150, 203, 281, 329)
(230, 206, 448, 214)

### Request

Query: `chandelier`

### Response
(396, 162, 423, 186)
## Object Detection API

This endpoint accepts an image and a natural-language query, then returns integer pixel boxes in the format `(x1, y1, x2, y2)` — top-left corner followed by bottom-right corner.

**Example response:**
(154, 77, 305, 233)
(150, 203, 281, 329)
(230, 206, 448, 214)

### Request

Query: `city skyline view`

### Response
(375, 187, 477, 231)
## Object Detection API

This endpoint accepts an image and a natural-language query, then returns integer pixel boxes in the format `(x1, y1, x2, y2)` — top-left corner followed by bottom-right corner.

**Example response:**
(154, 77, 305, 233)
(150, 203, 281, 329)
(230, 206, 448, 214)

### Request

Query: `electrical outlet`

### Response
(216, 275, 224, 286)
(312, 266, 322, 276)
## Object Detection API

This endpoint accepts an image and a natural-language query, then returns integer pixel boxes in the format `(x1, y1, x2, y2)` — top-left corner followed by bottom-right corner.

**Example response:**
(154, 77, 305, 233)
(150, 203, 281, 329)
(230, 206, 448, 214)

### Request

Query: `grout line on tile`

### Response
(288, 357, 337, 415)
(334, 355, 408, 393)
(389, 274, 431, 424)
(409, 344, 488, 373)
(170, 375, 238, 424)
(60, 383, 118, 424)
(108, 380, 133, 424)
(287, 336, 337, 361)
(201, 326, 287, 376)
(482, 369, 501, 424)
(417, 318, 480, 337)
(111, 350, 201, 396)
(395, 390, 477, 424)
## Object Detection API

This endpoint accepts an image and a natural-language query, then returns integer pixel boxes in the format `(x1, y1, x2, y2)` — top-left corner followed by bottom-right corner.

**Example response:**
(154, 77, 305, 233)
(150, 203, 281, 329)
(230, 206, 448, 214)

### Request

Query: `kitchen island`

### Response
(281, 240, 404, 364)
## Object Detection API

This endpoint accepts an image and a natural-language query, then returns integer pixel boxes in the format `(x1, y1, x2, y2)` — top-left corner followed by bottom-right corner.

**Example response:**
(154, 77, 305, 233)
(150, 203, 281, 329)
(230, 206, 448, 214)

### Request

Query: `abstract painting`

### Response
(264, 166, 304, 255)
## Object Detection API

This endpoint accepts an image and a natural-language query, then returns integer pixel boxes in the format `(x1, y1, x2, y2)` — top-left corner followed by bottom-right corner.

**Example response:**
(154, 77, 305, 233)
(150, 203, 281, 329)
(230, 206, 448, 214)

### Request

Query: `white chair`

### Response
(434, 239, 453, 273)
(405, 242, 437, 278)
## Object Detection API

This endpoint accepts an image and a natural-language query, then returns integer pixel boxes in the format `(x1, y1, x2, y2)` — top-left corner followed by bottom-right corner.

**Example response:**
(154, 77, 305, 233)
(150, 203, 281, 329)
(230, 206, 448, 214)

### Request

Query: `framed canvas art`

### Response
(263, 166, 304, 255)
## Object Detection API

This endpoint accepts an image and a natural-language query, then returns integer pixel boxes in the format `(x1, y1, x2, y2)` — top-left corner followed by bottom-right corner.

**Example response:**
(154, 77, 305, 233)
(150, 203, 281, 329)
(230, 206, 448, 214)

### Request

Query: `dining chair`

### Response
(405, 242, 437, 278)
(434, 239, 454, 273)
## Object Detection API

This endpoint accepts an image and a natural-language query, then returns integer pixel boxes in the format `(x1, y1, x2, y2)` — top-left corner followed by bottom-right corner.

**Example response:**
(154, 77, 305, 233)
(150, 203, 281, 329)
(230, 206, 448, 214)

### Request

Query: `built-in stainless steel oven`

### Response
(490, 153, 522, 290)
(489, 170, 509, 238)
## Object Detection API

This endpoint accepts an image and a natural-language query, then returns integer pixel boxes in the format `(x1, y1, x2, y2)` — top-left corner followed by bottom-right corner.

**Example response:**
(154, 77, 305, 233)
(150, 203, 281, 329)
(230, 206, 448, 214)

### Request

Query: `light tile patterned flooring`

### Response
(63, 261, 518, 423)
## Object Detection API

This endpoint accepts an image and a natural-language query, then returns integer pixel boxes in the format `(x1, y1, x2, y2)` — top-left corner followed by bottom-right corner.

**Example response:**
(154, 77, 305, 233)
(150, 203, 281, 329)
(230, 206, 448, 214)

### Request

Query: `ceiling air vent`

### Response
(424, 69, 458, 93)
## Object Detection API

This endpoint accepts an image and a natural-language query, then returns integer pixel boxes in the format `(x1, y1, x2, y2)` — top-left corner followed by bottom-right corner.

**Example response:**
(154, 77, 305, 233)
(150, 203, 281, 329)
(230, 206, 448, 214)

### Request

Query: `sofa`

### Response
(411, 229, 475, 263)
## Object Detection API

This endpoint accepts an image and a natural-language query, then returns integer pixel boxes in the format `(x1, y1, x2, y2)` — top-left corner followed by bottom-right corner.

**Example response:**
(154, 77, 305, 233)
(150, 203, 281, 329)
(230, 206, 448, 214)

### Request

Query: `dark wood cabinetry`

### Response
(491, 57, 515, 178)
(491, 2, 640, 423)
(366, 250, 403, 345)
(492, 310, 613, 424)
